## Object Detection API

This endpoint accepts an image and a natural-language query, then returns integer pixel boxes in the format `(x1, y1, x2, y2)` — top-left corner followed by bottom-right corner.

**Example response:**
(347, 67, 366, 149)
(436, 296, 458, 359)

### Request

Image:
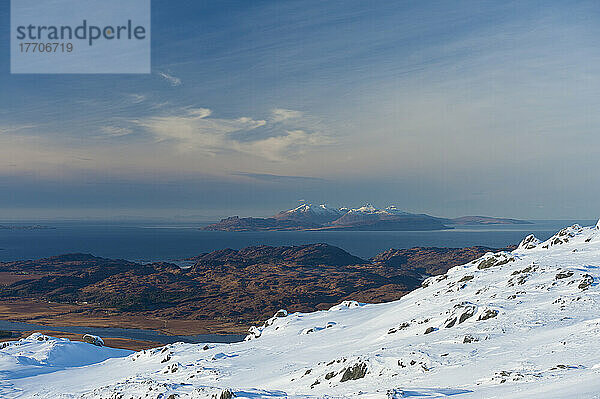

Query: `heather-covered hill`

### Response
(0, 244, 500, 329)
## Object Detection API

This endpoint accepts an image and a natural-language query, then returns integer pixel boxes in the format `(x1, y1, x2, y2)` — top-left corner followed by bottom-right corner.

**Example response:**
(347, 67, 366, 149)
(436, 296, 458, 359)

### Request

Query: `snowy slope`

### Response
(2, 222, 600, 398)
(0, 333, 131, 393)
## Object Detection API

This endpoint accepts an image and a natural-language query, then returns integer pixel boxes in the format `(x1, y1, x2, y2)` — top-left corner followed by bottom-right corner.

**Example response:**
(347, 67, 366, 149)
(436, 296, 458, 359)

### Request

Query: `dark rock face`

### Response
(463, 334, 479, 343)
(340, 362, 367, 382)
(477, 254, 515, 270)
(555, 271, 574, 280)
(218, 389, 234, 399)
(82, 334, 104, 347)
(578, 274, 594, 290)
(478, 309, 499, 321)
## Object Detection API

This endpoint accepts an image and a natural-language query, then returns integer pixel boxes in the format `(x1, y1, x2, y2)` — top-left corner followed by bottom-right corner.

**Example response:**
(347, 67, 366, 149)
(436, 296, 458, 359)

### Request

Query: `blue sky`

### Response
(0, 0, 599, 220)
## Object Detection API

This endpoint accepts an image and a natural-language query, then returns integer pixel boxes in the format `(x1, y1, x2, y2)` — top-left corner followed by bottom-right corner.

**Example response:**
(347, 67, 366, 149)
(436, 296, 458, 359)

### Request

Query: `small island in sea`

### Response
(0, 225, 55, 231)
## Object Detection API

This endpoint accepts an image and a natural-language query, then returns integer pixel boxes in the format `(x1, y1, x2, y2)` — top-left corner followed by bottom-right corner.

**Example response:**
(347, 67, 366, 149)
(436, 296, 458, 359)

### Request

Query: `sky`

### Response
(0, 0, 599, 220)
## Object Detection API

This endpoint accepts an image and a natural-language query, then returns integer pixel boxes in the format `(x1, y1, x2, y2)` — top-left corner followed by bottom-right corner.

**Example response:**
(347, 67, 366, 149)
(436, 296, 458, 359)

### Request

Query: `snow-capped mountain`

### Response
(274, 203, 422, 230)
(3, 221, 600, 398)
(203, 203, 529, 231)
(329, 204, 446, 230)
(288, 203, 342, 216)
(275, 203, 343, 225)
(343, 204, 410, 216)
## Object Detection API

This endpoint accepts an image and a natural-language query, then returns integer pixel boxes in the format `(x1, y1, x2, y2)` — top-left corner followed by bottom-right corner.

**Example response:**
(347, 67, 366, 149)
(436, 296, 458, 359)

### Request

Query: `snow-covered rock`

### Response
(82, 334, 104, 347)
(518, 234, 540, 250)
(2, 222, 600, 398)
(540, 224, 583, 248)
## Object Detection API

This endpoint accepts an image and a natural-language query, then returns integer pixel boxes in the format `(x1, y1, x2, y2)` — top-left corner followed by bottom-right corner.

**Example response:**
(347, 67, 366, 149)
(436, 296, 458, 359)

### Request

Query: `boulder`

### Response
(82, 334, 104, 347)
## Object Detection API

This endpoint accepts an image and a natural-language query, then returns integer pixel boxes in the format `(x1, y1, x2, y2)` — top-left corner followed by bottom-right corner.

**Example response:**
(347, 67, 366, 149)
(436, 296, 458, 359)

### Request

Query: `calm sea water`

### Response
(0, 219, 594, 262)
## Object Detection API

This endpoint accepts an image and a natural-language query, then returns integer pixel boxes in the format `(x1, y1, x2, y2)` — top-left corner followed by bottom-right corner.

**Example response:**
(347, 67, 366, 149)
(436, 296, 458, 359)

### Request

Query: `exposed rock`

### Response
(445, 317, 457, 328)
(478, 309, 499, 321)
(477, 253, 515, 270)
(445, 303, 476, 328)
(219, 389, 234, 399)
(518, 234, 540, 250)
(82, 334, 104, 347)
(541, 225, 583, 248)
(555, 271, 574, 280)
(463, 334, 479, 343)
(578, 274, 594, 290)
(388, 322, 410, 334)
(340, 362, 368, 382)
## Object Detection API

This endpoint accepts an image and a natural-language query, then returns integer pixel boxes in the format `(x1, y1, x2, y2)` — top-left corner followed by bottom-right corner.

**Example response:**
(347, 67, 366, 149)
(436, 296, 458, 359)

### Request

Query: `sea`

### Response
(0, 219, 595, 263)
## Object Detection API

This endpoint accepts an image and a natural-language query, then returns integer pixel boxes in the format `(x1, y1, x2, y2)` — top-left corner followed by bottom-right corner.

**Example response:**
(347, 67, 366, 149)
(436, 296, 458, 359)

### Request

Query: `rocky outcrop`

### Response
(340, 362, 367, 382)
(82, 334, 104, 347)
(518, 234, 540, 250)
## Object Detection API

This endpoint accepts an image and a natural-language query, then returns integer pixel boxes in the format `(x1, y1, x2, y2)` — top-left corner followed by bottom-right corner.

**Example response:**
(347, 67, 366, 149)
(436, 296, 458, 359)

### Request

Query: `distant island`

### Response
(0, 225, 54, 231)
(202, 203, 532, 232)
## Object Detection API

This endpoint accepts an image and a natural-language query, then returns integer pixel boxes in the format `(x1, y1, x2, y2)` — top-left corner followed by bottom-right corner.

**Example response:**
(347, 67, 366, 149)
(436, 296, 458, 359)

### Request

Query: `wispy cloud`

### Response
(237, 129, 332, 160)
(131, 107, 331, 161)
(0, 124, 37, 134)
(100, 126, 134, 137)
(158, 71, 182, 86)
(232, 172, 326, 183)
(271, 108, 303, 122)
(128, 94, 147, 104)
